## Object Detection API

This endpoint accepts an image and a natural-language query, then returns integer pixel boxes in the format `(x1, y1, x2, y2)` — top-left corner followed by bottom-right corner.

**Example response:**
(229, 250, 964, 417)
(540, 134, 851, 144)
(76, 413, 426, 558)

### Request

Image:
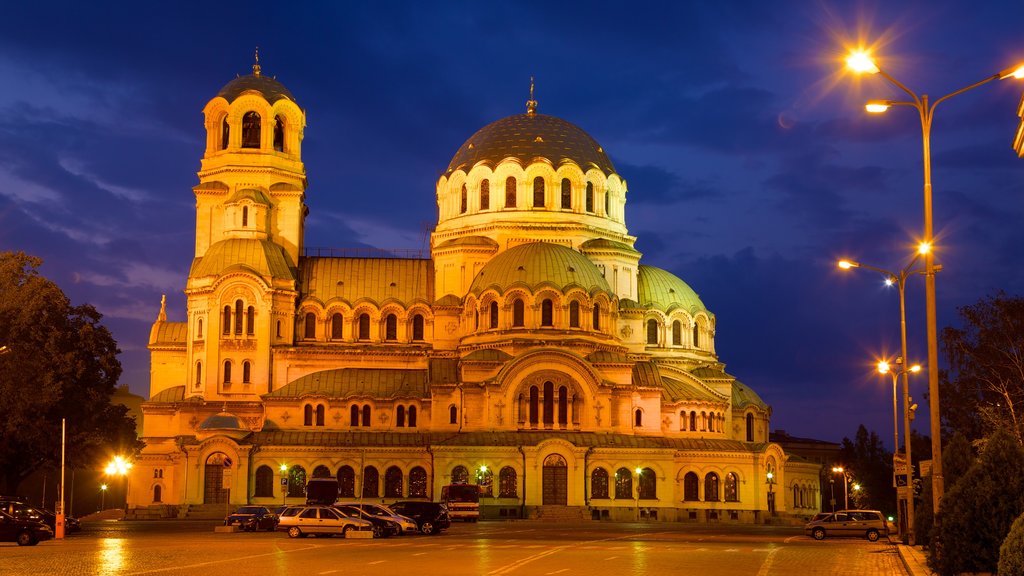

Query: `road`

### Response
(0, 519, 907, 576)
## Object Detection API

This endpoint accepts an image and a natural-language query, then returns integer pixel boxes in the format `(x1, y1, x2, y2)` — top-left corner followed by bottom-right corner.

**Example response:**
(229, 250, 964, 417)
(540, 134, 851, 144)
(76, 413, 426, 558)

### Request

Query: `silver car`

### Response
(805, 509, 889, 542)
(276, 505, 372, 538)
(334, 501, 419, 535)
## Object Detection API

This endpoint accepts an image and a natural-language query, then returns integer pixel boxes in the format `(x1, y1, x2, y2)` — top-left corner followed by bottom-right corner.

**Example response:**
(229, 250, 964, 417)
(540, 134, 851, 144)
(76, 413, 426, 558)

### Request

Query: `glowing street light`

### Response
(832, 466, 851, 510)
(846, 49, 1024, 520)
(280, 463, 289, 505)
(105, 456, 132, 519)
(100, 484, 107, 511)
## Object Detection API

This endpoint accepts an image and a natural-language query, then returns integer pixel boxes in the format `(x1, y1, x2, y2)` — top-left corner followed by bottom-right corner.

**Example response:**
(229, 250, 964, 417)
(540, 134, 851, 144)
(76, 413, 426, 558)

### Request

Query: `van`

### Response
(804, 509, 889, 542)
(304, 478, 339, 505)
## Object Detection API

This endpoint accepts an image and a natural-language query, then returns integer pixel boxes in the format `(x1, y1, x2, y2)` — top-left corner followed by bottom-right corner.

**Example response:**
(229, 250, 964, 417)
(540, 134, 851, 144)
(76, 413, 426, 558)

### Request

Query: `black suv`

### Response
(0, 509, 53, 546)
(389, 501, 451, 535)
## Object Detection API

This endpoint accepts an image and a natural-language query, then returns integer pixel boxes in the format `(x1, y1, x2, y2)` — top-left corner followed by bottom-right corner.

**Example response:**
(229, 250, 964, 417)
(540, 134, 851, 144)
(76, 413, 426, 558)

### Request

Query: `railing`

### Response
(302, 246, 427, 259)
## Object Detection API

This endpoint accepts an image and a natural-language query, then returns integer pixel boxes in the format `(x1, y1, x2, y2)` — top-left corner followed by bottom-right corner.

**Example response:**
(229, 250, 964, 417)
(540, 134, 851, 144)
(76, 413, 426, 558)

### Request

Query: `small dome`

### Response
(446, 113, 615, 176)
(636, 265, 706, 314)
(199, 412, 245, 431)
(217, 74, 295, 104)
(469, 242, 611, 296)
(190, 238, 295, 280)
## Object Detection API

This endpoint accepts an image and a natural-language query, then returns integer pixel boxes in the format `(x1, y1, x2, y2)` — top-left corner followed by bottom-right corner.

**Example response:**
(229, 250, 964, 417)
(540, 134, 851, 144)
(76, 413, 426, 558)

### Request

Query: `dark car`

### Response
(0, 499, 79, 534)
(389, 501, 451, 535)
(333, 504, 398, 538)
(0, 509, 53, 546)
(224, 505, 278, 531)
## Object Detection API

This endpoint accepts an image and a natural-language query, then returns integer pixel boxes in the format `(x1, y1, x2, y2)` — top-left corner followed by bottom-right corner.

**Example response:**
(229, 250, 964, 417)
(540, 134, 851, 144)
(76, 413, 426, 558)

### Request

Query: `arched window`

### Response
(558, 386, 568, 425)
(480, 179, 490, 210)
(409, 467, 428, 498)
(460, 184, 468, 214)
(312, 465, 331, 479)
(223, 305, 231, 335)
(592, 304, 600, 330)
(585, 182, 594, 212)
(672, 320, 681, 345)
(638, 467, 656, 499)
(512, 299, 524, 327)
(358, 313, 370, 340)
(533, 176, 545, 207)
(543, 381, 554, 425)
(746, 413, 754, 442)
(605, 189, 610, 215)
(489, 301, 499, 329)
(153, 485, 162, 503)
(452, 465, 469, 484)
(408, 405, 417, 428)
(684, 472, 699, 501)
(449, 405, 458, 424)
(288, 465, 306, 497)
(337, 466, 356, 497)
(614, 468, 633, 499)
(499, 466, 518, 498)
(505, 176, 517, 208)
(591, 468, 609, 499)
(223, 361, 231, 383)
(541, 299, 553, 327)
(412, 314, 424, 340)
(316, 405, 325, 427)
(569, 301, 580, 328)
(276, 320, 282, 338)
(304, 404, 313, 426)
(304, 312, 316, 339)
(385, 466, 403, 498)
(725, 472, 739, 502)
(634, 408, 643, 427)
(197, 317, 203, 339)
(693, 323, 700, 348)
(705, 472, 720, 502)
(242, 361, 251, 384)
(529, 386, 539, 425)
(385, 313, 397, 341)
(330, 313, 343, 339)
(396, 405, 406, 427)
(254, 465, 273, 497)
(561, 178, 571, 209)
(221, 116, 230, 150)
(246, 306, 255, 335)
(235, 300, 244, 335)
(273, 115, 285, 152)
(350, 405, 359, 427)
(362, 467, 379, 498)
(646, 319, 658, 345)
(690, 411, 697, 431)
(242, 206, 248, 227)
(362, 404, 371, 427)
(195, 362, 202, 385)
(242, 111, 261, 148)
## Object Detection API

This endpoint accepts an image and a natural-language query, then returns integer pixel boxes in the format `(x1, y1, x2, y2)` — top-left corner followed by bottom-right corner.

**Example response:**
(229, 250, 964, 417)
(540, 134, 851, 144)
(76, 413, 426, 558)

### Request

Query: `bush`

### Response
(999, 512, 1024, 576)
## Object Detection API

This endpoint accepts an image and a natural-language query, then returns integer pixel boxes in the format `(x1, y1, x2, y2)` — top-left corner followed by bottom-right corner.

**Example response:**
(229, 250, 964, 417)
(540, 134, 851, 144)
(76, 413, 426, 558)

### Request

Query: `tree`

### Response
(928, 428, 1024, 575)
(999, 511, 1024, 576)
(916, 432, 972, 545)
(837, 425, 894, 514)
(0, 252, 141, 494)
(941, 292, 1024, 444)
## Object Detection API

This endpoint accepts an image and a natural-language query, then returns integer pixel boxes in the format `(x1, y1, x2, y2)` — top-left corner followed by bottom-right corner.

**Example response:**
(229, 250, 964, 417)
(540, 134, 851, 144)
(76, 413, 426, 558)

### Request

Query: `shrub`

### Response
(999, 512, 1024, 576)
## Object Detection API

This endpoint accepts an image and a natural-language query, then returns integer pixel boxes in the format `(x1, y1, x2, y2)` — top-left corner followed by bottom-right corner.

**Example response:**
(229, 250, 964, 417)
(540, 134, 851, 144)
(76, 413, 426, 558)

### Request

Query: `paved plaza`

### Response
(0, 520, 910, 576)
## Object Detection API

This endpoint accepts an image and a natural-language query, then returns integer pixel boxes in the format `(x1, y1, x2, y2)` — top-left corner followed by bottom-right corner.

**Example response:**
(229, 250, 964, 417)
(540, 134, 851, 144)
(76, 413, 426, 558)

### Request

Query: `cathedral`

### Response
(134, 59, 821, 522)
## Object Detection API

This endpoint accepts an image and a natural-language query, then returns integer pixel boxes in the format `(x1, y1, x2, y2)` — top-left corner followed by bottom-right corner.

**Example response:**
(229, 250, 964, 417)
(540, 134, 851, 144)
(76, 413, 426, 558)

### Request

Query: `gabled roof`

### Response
(265, 368, 430, 400)
(299, 257, 432, 305)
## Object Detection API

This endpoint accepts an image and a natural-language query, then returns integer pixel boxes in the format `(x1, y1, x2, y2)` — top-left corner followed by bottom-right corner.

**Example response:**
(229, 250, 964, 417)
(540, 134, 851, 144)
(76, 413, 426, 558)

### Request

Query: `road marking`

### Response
(412, 552, 426, 556)
(604, 556, 618, 561)
(368, 561, 385, 565)
(124, 544, 322, 574)
(318, 571, 338, 575)
(755, 547, 780, 576)
(784, 535, 802, 543)
(546, 570, 569, 575)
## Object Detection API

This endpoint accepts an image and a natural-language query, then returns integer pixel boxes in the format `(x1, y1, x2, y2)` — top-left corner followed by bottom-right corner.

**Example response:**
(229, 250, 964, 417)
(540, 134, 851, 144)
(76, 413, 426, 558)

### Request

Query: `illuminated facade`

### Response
(134, 62, 821, 522)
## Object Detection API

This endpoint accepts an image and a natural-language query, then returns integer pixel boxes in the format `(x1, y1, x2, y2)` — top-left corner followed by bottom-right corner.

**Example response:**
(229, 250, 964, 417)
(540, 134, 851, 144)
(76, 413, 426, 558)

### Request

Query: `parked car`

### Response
(224, 505, 278, 531)
(334, 505, 398, 538)
(276, 505, 372, 538)
(805, 510, 889, 542)
(0, 499, 79, 534)
(389, 501, 451, 535)
(335, 501, 418, 535)
(0, 509, 53, 546)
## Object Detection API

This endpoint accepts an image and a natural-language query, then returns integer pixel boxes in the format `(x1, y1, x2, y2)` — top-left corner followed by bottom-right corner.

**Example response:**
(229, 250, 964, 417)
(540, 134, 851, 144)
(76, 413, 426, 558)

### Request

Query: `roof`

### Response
(226, 188, 271, 205)
(636, 265, 706, 314)
(217, 74, 295, 104)
(661, 376, 725, 403)
(265, 368, 430, 400)
(631, 361, 663, 388)
(152, 322, 187, 345)
(585, 350, 631, 363)
(445, 113, 616, 176)
(580, 238, 640, 254)
(732, 380, 770, 411)
(149, 385, 185, 402)
(299, 257, 432, 305)
(199, 412, 246, 431)
(469, 242, 611, 296)
(191, 238, 296, 281)
(434, 236, 499, 250)
(462, 349, 513, 362)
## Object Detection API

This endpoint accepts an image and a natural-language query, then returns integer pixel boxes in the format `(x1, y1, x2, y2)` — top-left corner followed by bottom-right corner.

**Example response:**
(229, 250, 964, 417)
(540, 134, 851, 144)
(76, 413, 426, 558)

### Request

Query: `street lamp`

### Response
(100, 484, 107, 511)
(879, 359, 922, 542)
(832, 466, 850, 510)
(104, 456, 132, 519)
(846, 50, 1024, 515)
(766, 470, 776, 515)
(280, 464, 289, 506)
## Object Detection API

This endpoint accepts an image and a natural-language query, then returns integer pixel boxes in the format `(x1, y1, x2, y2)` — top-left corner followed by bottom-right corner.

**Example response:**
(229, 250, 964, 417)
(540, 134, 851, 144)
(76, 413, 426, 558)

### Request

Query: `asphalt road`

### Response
(0, 519, 907, 576)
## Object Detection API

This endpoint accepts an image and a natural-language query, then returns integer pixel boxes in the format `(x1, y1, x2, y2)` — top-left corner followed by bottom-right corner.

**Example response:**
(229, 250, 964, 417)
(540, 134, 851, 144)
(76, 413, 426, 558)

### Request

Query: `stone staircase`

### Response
(182, 503, 233, 520)
(531, 505, 591, 522)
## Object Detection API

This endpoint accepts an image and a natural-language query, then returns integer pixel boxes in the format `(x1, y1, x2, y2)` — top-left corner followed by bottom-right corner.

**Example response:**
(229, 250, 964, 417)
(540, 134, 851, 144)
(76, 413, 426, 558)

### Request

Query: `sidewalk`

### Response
(895, 542, 934, 576)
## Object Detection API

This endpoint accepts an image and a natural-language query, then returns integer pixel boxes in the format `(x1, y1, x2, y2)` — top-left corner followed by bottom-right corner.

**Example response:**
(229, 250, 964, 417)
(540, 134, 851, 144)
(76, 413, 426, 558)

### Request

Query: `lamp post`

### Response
(878, 359, 922, 543)
(105, 456, 132, 520)
(766, 470, 776, 516)
(832, 466, 850, 510)
(280, 464, 288, 506)
(846, 51, 1024, 514)
(634, 467, 642, 521)
(100, 484, 107, 511)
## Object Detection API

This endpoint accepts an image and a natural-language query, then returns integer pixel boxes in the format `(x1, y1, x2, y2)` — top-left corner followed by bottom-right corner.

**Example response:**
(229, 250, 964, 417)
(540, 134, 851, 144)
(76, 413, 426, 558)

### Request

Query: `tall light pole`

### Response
(838, 245, 927, 544)
(846, 51, 1024, 514)
(100, 484, 107, 511)
(280, 463, 289, 506)
(878, 359, 922, 543)
(832, 466, 850, 510)
(105, 456, 132, 520)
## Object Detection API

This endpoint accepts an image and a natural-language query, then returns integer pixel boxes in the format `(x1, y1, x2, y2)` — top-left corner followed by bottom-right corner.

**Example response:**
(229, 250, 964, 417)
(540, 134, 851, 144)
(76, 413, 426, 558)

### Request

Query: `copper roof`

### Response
(265, 368, 430, 400)
(469, 242, 611, 296)
(299, 257, 433, 305)
(636, 265, 707, 314)
(445, 113, 616, 176)
(217, 74, 295, 104)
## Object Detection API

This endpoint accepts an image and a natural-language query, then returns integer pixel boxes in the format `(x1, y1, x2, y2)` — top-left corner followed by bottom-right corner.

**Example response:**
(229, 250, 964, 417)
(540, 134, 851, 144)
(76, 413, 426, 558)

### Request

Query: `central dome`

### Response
(445, 113, 616, 176)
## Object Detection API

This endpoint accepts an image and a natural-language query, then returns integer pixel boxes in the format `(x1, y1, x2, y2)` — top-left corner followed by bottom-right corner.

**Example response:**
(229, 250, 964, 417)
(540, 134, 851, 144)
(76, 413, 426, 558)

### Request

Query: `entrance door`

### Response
(542, 454, 568, 505)
(204, 453, 228, 504)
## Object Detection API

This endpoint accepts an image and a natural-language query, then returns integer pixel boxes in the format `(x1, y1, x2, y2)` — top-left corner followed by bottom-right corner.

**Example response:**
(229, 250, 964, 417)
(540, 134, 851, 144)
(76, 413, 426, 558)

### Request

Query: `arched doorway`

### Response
(542, 454, 568, 505)
(204, 452, 229, 504)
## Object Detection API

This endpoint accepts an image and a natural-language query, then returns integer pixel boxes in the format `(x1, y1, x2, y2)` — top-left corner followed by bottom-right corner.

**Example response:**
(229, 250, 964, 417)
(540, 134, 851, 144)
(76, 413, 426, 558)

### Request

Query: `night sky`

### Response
(2, 1, 1023, 448)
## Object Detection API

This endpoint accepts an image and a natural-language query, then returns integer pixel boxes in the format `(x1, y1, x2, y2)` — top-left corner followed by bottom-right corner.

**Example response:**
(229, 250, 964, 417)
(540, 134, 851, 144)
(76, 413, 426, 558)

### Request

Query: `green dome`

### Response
(190, 238, 295, 281)
(636, 265, 706, 314)
(469, 242, 611, 296)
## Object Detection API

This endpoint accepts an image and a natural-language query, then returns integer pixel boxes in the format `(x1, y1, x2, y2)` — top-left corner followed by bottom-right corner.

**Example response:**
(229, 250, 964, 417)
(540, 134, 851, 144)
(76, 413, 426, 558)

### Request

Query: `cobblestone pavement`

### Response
(0, 520, 908, 576)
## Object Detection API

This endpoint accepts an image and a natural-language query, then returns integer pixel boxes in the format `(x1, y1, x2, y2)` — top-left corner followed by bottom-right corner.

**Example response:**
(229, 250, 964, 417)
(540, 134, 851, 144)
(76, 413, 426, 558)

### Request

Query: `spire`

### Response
(157, 294, 167, 322)
(253, 46, 261, 77)
(526, 76, 537, 116)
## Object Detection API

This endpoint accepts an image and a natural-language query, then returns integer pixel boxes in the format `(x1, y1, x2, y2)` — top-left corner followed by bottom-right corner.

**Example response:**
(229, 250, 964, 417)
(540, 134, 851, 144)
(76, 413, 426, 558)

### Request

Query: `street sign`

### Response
(895, 474, 908, 487)
(281, 477, 288, 486)
(223, 457, 233, 469)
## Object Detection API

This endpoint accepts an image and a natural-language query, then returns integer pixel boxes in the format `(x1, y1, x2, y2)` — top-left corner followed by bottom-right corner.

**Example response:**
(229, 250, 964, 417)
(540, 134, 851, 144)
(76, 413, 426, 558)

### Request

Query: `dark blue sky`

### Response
(2, 1, 1023, 446)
